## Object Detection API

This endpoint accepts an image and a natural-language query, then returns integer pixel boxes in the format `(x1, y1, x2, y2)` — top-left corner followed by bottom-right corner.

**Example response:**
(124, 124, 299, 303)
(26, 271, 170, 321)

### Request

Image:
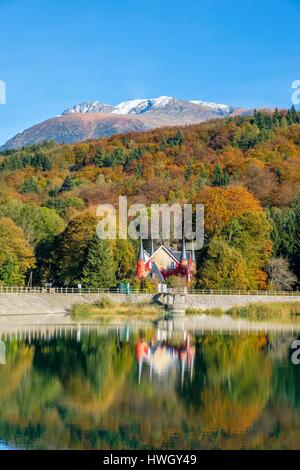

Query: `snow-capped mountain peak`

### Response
(62, 101, 113, 115)
(112, 98, 149, 115)
(62, 96, 234, 117)
(189, 100, 232, 113)
(2, 96, 244, 151)
(112, 96, 173, 115)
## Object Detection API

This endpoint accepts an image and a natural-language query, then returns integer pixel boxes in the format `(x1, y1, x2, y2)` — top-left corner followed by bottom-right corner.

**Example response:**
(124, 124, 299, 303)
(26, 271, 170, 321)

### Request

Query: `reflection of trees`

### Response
(177, 334, 272, 434)
(0, 342, 33, 400)
(213, 334, 300, 450)
(270, 335, 300, 412)
(175, 339, 206, 409)
(101, 334, 273, 448)
(33, 334, 132, 416)
(1, 331, 300, 449)
(0, 333, 133, 449)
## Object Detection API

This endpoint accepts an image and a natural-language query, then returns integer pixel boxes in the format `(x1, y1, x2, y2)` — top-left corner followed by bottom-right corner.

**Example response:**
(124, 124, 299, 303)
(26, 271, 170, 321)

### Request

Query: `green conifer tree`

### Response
(273, 108, 281, 127)
(211, 164, 230, 186)
(82, 236, 116, 288)
(291, 105, 299, 124)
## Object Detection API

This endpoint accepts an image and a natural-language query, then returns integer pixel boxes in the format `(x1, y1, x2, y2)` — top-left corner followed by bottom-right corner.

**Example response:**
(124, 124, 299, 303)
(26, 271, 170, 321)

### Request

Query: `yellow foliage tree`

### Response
(0, 217, 35, 285)
(196, 186, 262, 236)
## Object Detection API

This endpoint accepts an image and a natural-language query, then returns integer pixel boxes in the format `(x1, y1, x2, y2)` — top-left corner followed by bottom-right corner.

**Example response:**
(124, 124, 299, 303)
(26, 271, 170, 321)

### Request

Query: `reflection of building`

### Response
(0, 340, 6, 364)
(135, 333, 195, 386)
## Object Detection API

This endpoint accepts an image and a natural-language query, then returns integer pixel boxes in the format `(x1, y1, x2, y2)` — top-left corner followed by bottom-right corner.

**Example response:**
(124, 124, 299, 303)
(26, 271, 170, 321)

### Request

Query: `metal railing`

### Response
(187, 289, 300, 296)
(0, 286, 298, 296)
(0, 286, 150, 295)
(158, 286, 300, 296)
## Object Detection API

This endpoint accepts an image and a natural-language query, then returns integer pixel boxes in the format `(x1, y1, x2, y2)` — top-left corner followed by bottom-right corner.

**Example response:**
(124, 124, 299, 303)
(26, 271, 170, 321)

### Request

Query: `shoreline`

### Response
(158, 313, 300, 332)
(0, 293, 299, 330)
(0, 291, 299, 316)
(0, 314, 300, 334)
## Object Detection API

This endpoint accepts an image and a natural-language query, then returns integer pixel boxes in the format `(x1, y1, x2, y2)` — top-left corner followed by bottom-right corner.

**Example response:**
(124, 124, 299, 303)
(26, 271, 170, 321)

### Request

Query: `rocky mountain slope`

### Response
(1, 96, 244, 150)
(1, 113, 148, 150)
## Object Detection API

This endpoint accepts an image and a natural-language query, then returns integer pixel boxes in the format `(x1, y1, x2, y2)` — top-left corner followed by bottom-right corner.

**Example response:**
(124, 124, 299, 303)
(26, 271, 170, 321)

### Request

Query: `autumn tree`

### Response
(0, 217, 35, 285)
(0, 199, 65, 246)
(55, 211, 97, 285)
(222, 211, 272, 288)
(265, 257, 297, 291)
(199, 239, 249, 290)
(112, 239, 136, 281)
(196, 186, 262, 237)
(233, 123, 261, 151)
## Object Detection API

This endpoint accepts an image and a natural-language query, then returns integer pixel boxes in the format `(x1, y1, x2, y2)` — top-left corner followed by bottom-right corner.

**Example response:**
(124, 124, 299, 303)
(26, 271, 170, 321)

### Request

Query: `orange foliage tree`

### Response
(195, 186, 262, 237)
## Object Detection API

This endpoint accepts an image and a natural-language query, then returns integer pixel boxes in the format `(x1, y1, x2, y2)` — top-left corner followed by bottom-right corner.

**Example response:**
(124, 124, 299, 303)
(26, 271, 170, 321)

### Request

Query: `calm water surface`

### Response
(0, 324, 300, 450)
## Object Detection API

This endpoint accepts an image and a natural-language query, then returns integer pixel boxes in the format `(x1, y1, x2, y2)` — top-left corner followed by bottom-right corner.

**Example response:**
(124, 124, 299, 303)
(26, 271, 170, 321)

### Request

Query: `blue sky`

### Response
(0, 0, 300, 145)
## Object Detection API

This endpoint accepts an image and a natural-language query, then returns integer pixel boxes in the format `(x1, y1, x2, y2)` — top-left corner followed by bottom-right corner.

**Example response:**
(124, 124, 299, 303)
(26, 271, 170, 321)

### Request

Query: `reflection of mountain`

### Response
(0, 329, 300, 449)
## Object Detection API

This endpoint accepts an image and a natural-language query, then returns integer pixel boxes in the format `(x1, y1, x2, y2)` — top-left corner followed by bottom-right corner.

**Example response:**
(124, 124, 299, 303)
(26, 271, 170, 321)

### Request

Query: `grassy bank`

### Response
(186, 301, 300, 323)
(70, 296, 162, 322)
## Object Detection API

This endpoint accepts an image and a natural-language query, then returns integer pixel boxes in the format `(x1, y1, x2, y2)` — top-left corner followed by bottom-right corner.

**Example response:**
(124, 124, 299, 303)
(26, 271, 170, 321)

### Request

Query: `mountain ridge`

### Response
(1, 95, 245, 151)
(62, 96, 234, 116)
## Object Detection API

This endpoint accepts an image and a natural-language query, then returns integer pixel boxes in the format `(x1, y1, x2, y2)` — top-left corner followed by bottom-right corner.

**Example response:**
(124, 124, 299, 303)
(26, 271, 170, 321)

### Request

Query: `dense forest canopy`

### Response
(0, 107, 300, 289)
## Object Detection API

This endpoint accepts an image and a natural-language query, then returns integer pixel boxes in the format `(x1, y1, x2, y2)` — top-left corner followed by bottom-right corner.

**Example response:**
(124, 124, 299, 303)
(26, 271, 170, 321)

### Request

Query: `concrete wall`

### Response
(0, 293, 154, 315)
(185, 294, 300, 310)
(0, 292, 298, 324)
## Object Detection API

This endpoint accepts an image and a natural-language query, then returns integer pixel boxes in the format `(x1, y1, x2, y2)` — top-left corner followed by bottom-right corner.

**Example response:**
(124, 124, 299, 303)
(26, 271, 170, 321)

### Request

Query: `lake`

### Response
(0, 324, 300, 450)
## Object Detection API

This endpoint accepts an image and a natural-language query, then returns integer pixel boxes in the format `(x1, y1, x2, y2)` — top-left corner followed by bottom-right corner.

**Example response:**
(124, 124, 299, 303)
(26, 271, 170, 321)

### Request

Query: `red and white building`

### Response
(136, 239, 196, 284)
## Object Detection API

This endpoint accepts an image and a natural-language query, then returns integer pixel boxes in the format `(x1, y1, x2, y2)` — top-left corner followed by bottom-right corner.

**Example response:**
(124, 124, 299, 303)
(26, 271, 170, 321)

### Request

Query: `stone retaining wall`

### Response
(0, 293, 154, 315)
(0, 292, 298, 324)
(185, 294, 299, 310)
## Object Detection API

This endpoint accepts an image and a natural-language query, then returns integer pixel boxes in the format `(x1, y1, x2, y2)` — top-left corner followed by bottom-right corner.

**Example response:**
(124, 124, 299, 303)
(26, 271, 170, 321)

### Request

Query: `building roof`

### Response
(145, 244, 193, 263)
(138, 238, 145, 261)
(180, 239, 187, 261)
(146, 245, 179, 264)
(150, 262, 165, 283)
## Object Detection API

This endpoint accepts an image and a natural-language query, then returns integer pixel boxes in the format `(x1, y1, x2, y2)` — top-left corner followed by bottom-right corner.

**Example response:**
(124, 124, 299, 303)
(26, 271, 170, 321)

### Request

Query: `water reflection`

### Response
(0, 325, 299, 449)
(136, 333, 195, 385)
(0, 341, 5, 365)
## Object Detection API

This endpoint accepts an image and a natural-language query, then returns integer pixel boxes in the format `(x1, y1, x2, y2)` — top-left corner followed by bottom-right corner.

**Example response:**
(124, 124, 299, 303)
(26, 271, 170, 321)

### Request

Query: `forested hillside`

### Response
(0, 107, 300, 290)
